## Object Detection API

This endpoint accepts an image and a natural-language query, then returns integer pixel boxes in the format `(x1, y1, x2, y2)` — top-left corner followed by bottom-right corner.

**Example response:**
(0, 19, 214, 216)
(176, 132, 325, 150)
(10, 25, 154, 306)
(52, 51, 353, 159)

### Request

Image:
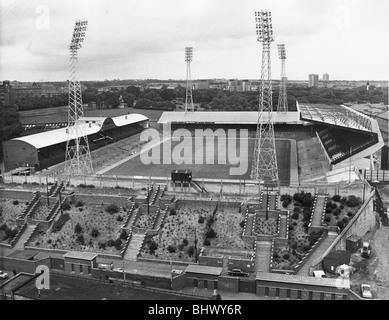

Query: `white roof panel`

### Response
(158, 111, 301, 124)
(11, 114, 149, 150)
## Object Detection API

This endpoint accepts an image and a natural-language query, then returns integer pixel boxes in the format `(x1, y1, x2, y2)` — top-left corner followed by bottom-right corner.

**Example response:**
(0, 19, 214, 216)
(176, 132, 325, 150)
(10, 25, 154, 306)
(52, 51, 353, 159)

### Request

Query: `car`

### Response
(0, 271, 9, 280)
(171, 269, 183, 275)
(227, 268, 249, 277)
(361, 284, 373, 299)
(113, 268, 125, 273)
(313, 270, 327, 278)
(361, 242, 372, 259)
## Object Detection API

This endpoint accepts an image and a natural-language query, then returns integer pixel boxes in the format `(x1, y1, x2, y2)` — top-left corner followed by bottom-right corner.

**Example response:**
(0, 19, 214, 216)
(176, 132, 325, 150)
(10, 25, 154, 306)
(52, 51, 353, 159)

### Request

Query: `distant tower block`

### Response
(64, 20, 93, 175)
(277, 44, 288, 112)
(184, 47, 194, 113)
(251, 11, 279, 184)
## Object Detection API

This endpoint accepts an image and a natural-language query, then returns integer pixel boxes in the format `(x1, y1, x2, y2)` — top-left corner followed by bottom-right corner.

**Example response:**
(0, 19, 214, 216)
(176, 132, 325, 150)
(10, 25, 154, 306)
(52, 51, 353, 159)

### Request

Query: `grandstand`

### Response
(158, 103, 385, 182)
(2, 114, 149, 172)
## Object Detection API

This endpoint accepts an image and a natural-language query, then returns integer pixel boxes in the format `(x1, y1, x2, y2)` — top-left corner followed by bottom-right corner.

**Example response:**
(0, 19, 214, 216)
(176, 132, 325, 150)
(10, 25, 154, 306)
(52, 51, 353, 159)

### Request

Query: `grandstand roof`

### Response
(11, 114, 148, 150)
(298, 103, 373, 132)
(158, 111, 302, 124)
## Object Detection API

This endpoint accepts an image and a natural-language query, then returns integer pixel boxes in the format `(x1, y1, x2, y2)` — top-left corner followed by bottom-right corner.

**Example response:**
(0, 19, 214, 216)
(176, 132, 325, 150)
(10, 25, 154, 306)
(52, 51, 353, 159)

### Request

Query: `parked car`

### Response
(171, 269, 183, 275)
(313, 270, 327, 278)
(0, 271, 9, 280)
(361, 242, 372, 259)
(227, 268, 249, 277)
(361, 284, 373, 299)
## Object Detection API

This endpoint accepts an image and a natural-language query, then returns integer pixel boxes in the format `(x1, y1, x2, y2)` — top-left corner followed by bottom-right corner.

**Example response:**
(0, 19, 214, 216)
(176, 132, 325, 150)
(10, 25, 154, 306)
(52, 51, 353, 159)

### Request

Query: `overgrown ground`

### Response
(0, 199, 27, 244)
(30, 199, 130, 254)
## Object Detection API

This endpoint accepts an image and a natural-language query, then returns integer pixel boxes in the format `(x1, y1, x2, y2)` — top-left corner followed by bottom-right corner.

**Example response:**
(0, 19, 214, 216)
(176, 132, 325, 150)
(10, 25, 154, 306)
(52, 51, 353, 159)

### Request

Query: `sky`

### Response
(1, 0, 388, 82)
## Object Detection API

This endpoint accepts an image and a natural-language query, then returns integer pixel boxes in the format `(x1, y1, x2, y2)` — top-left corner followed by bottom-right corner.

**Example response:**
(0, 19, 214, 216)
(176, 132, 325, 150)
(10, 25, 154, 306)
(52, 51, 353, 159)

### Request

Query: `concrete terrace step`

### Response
(296, 233, 338, 276)
(126, 208, 139, 228)
(244, 214, 255, 236)
(13, 224, 37, 250)
(311, 195, 326, 227)
(124, 233, 146, 261)
(255, 241, 272, 273)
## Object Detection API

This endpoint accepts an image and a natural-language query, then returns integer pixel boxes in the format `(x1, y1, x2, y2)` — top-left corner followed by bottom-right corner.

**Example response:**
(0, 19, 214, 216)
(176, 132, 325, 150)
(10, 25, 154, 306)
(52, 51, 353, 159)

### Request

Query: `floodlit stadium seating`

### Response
(317, 127, 378, 164)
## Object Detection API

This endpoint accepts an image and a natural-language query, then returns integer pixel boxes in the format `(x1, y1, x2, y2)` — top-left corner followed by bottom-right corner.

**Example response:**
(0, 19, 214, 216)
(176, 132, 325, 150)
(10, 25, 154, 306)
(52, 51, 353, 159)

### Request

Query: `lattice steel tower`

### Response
(64, 20, 93, 175)
(250, 11, 279, 184)
(277, 44, 288, 112)
(184, 47, 194, 113)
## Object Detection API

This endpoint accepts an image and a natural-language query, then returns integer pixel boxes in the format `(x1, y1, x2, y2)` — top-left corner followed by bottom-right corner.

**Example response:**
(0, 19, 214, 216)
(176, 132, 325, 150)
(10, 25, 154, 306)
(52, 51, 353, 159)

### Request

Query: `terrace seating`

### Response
(317, 127, 377, 164)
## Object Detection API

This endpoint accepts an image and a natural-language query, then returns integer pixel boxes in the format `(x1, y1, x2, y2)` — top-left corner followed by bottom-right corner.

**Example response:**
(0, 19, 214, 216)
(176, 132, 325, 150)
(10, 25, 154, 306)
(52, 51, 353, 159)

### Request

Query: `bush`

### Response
(294, 201, 302, 207)
(303, 244, 312, 252)
(206, 228, 217, 239)
(78, 208, 83, 212)
(333, 208, 342, 216)
(325, 216, 331, 223)
(203, 239, 210, 246)
(0, 224, 7, 231)
(340, 197, 347, 204)
(182, 238, 189, 246)
(116, 215, 124, 222)
(346, 195, 361, 207)
(283, 253, 290, 260)
(120, 229, 128, 240)
(281, 194, 292, 204)
(337, 220, 344, 229)
(282, 200, 289, 208)
(149, 240, 158, 254)
(178, 243, 185, 251)
(289, 225, 294, 231)
(107, 239, 115, 247)
(340, 204, 344, 209)
(342, 216, 349, 224)
(114, 238, 122, 248)
(293, 206, 300, 213)
(292, 242, 298, 250)
(75, 200, 84, 207)
(331, 203, 338, 210)
(74, 223, 83, 234)
(52, 213, 70, 232)
(187, 246, 195, 257)
(105, 204, 119, 214)
(325, 207, 332, 214)
(273, 252, 279, 259)
(347, 211, 354, 217)
(91, 228, 99, 238)
(76, 234, 84, 244)
(309, 230, 323, 246)
(240, 220, 245, 228)
(170, 209, 176, 216)
(332, 195, 341, 202)
(61, 203, 71, 211)
(303, 221, 309, 232)
(302, 197, 313, 208)
(291, 211, 299, 220)
(12, 200, 19, 205)
(167, 245, 176, 253)
(198, 216, 205, 224)
(99, 242, 107, 250)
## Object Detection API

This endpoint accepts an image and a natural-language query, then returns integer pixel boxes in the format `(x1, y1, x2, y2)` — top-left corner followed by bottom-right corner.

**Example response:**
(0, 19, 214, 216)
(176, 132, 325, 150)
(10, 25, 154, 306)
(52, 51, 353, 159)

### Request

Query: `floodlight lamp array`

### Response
(278, 44, 286, 59)
(185, 47, 193, 62)
(70, 20, 88, 50)
(255, 11, 274, 42)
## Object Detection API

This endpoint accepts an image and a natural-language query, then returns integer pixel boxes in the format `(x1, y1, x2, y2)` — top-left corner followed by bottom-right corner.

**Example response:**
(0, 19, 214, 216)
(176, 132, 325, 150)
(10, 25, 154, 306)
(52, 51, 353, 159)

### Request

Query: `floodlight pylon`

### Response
(277, 44, 288, 112)
(64, 20, 93, 176)
(251, 11, 279, 186)
(184, 47, 194, 113)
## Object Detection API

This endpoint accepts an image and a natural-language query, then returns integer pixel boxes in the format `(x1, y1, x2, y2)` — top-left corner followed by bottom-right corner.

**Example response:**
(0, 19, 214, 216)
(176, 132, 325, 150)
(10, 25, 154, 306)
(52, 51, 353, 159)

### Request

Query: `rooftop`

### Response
(255, 272, 350, 289)
(158, 111, 301, 125)
(63, 251, 98, 261)
(7, 114, 148, 150)
(185, 264, 223, 276)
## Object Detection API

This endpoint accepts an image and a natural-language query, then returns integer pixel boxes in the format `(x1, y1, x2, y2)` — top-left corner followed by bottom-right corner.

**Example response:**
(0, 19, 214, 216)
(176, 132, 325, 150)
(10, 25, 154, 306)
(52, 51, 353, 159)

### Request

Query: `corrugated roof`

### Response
(185, 264, 223, 276)
(158, 111, 301, 124)
(10, 114, 148, 150)
(255, 272, 350, 289)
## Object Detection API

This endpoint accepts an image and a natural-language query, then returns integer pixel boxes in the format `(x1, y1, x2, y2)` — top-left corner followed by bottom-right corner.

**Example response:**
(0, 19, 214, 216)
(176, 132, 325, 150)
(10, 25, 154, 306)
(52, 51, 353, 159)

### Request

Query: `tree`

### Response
(91, 228, 99, 238)
(149, 240, 158, 254)
(120, 229, 128, 240)
(74, 223, 83, 234)
(167, 245, 176, 253)
(187, 246, 195, 257)
(76, 234, 84, 244)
